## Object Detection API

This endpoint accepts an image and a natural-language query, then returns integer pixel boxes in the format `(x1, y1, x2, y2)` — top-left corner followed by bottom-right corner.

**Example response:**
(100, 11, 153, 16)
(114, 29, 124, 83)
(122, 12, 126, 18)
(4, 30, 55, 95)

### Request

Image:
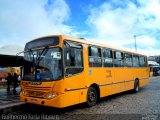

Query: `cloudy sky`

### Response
(0, 0, 160, 56)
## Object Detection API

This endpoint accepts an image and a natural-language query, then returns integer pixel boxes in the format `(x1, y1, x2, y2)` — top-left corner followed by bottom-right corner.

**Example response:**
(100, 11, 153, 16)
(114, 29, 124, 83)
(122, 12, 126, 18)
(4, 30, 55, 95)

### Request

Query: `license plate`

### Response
(31, 99, 37, 103)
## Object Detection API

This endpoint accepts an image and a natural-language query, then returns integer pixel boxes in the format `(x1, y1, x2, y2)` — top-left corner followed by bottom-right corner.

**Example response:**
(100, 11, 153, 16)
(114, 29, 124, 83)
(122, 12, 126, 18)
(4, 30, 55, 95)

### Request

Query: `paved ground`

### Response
(1, 77, 160, 120)
(0, 87, 20, 104)
(0, 87, 25, 114)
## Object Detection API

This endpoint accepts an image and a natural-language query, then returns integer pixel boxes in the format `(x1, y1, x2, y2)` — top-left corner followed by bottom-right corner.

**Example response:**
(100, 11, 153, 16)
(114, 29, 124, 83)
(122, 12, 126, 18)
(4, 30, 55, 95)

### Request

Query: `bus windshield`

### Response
(23, 47, 62, 81)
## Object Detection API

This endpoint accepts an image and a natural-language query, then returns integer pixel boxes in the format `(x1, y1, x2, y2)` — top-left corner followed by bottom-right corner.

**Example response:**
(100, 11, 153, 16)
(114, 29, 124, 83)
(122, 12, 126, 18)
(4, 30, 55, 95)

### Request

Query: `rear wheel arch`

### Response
(133, 78, 140, 93)
(90, 83, 100, 100)
(86, 83, 100, 107)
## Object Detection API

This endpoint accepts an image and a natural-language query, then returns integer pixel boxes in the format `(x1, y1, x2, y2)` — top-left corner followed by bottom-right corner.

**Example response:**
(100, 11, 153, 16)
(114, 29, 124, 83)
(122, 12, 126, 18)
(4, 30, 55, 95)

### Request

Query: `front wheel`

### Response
(86, 87, 98, 107)
(133, 80, 139, 93)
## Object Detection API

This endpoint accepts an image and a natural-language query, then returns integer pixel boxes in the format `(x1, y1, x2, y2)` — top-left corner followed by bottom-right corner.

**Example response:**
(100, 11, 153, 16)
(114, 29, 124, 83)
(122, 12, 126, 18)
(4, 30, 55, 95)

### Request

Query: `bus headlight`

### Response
(22, 90, 28, 96)
(46, 92, 57, 99)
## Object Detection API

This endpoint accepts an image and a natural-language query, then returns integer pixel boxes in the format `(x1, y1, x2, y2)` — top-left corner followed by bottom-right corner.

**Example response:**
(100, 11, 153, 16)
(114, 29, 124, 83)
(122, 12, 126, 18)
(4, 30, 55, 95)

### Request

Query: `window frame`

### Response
(124, 53, 133, 67)
(113, 51, 124, 67)
(88, 46, 102, 68)
(139, 55, 147, 67)
(102, 48, 113, 67)
(132, 54, 140, 67)
(63, 40, 84, 77)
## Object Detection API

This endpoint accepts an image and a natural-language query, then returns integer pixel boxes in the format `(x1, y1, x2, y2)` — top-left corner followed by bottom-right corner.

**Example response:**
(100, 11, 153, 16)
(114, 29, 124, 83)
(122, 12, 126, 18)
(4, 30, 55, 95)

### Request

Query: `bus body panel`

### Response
(99, 68, 114, 97)
(20, 35, 150, 108)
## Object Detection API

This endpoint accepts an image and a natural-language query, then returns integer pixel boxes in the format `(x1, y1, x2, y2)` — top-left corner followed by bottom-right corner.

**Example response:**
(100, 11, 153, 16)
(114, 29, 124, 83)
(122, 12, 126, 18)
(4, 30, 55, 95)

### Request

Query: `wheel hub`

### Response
(89, 91, 96, 102)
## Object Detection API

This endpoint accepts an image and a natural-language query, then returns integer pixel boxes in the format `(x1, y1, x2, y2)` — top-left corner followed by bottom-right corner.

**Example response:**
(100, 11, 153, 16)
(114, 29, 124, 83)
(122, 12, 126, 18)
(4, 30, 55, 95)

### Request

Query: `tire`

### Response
(133, 80, 139, 93)
(86, 87, 98, 107)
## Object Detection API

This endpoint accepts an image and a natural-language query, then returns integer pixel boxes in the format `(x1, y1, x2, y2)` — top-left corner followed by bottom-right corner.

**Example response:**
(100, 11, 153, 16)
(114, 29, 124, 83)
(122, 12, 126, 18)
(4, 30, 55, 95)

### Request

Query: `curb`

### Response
(0, 102, 26, 114)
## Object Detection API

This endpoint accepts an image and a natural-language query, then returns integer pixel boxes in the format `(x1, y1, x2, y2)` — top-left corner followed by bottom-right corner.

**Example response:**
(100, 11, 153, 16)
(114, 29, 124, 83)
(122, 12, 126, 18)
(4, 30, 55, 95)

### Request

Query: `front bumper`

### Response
(20, 92, 64, 108)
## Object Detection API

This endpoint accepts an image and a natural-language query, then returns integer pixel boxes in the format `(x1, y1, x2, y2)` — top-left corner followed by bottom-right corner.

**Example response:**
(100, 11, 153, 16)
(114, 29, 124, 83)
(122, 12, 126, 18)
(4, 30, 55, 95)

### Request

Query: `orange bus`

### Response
(20, 35, 149, 108)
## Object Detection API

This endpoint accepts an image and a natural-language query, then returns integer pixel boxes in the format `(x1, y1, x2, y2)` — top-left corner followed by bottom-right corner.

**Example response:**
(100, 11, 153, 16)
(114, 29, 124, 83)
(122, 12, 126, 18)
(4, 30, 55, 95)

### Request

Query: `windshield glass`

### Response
(23, 47, 62, 81)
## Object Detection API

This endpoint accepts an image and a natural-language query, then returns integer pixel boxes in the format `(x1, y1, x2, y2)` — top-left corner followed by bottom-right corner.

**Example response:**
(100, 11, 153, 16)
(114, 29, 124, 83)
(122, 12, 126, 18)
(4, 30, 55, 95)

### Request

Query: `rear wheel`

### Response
(133, 80, 139, 93)
(86, 87, 98, 107)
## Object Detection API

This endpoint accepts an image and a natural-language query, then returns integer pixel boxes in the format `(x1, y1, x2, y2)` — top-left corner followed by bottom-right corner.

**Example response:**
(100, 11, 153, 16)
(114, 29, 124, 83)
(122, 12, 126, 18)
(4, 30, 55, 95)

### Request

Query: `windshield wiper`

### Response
(17, 47, 49, 81)
(34, 47, 49, 81)
(36, 46, 49, 66)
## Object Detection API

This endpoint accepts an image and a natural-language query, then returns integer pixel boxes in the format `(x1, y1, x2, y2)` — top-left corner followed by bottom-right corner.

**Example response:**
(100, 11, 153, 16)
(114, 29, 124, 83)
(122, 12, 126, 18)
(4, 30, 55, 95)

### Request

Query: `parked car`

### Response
(152, 66, 160, 76)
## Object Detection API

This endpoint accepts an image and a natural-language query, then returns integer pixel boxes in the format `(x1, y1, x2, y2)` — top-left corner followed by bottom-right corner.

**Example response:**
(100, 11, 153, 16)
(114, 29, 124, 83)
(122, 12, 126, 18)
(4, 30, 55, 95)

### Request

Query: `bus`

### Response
(8, 67, 21, 76)
(0, 67, 21, 80)
(0, 68, 8, 80)
(20, 35, 149, 108)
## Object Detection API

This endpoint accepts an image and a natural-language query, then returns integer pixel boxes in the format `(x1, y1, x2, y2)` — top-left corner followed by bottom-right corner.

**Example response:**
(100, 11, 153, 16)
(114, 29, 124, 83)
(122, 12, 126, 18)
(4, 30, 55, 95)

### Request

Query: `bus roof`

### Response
(60, 35, 147, 57)
(27, 35, 147, 57)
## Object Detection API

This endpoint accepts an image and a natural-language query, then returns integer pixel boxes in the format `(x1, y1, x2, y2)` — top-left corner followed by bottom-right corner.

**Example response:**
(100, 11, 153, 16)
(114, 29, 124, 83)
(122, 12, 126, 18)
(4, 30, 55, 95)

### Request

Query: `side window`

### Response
(139, 56, 147, 67)
(88, 46, 102, 67)
(64, 41, 83, 76)
(133, 55, 139, 67)
(114, 51, 124, 67)
(103, 48, 113, 67)
(124, 53, 133, 67)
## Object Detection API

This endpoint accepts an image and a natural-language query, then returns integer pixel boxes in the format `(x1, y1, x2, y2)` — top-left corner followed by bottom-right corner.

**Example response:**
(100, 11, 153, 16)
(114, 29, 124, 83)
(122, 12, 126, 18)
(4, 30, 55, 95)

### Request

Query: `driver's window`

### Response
(64, 41, 83, 76)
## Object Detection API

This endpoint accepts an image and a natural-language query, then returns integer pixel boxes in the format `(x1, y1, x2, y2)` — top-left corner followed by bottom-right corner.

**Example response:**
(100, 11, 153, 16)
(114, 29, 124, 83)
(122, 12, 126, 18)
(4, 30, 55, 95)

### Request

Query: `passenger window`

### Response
(64, 41, 83, 76)
(124, 53, 133, 67)
(113, 51, 124, 67)
(103, 48, 113, 67)
(88, 46, 102, 67)
(139, 56, 147, 67)
(133, 55, 139, 67)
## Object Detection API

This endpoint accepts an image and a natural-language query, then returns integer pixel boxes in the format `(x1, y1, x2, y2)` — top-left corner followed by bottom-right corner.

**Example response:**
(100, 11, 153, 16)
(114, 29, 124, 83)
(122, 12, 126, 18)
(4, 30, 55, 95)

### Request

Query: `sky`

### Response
(0, 0, 160, 56)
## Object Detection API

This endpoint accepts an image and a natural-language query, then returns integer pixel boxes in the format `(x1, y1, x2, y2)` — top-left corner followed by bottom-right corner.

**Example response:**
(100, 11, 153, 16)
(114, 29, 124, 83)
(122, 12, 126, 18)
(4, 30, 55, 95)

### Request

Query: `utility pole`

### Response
(158, 56, 160, 66)
(133, 35, 137, 52)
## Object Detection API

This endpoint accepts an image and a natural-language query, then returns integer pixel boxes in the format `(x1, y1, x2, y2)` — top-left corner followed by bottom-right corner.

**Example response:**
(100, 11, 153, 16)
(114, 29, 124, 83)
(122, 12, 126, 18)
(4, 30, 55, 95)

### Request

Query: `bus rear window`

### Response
(25, 37, 59, 50)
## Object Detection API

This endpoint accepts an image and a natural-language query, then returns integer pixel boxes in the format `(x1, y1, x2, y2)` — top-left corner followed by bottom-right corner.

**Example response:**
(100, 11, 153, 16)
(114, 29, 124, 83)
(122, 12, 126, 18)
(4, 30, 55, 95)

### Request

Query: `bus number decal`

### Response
(106, 70, 112, 78)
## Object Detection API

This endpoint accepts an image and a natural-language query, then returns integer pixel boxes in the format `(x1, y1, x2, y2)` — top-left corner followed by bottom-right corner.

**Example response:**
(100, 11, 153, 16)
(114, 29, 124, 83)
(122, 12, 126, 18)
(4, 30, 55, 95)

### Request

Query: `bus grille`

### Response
(24, 86, 51, 91)
(28, 91, 46, 98)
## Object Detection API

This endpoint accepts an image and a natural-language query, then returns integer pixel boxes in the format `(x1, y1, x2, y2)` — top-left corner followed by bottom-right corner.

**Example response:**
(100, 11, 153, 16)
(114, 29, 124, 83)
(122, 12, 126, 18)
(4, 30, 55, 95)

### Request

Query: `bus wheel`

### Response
(133, 79, 139, 93)
(86, 87, 98, 107)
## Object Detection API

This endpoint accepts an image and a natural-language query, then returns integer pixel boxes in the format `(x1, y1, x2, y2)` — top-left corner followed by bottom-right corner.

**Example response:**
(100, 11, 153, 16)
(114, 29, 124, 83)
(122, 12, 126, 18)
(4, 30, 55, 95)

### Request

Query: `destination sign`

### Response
(25, 37, 59, 50)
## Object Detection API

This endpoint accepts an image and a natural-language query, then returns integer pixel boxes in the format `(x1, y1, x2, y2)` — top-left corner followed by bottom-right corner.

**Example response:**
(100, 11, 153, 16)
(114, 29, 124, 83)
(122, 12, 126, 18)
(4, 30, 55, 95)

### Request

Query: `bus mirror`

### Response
(51, 52, 61, 59)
